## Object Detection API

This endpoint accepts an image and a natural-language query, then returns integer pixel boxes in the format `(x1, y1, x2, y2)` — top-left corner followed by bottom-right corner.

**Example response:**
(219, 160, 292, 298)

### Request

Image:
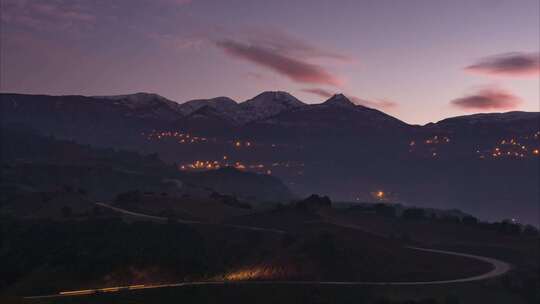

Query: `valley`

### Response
(1, 91, 539, 303)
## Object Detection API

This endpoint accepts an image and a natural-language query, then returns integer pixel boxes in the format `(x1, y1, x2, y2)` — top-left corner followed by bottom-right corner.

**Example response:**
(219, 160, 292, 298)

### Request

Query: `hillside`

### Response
(0, 125, 293, 213)
(1, 92, 539, 224)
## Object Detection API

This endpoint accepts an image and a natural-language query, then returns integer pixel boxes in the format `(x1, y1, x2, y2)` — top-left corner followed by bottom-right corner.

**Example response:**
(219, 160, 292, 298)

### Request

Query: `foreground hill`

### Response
(3, 194, 537, 303)
(2, 196, 514, 298)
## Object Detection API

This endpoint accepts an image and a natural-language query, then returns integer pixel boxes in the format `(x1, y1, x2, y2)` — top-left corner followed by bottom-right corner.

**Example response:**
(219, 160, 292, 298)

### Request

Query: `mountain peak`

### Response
(179, 96, 239, 116)
(91, 92, 183, 121)
(244, 91, 305, 108)
(210, 96, 238, 105)
(234, 91, 305, 122)
(94, 92, 179, 109)
(323, 94, 356, 108)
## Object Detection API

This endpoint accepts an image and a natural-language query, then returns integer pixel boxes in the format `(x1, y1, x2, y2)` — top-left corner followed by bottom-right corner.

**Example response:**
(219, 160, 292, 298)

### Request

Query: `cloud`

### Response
(217, 40, 343, 86)
(1, 0, 95, 32)
(465, 52, 540, 77)
(352, 97, 397, 110)
(215, 28, 351, 86)
(349, 96, 397, 110)
(301, 88, 397, 110)
(301, 88, 335, 98)
(450, 87, 522, 110)
(245, 28, 352, 62)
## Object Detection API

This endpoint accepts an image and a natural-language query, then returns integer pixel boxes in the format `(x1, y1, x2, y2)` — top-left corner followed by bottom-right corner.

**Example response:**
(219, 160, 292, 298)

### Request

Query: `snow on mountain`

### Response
(321, 93, 356, 109)
(423, 111, 540, 137)
(178, 91, 306, 124)
(178, 97, 239, 116)
(93, 92, 183, 121)
(95, 92, 180, 110)
(236, 91, 306, 123)
(256, 97, 409, 132)
(436, 111, 540, 125)
(90, 91, 401, 125)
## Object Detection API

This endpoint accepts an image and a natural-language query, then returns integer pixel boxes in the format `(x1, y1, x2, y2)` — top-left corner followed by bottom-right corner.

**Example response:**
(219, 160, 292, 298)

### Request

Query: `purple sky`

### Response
(1, 0, 538, 124)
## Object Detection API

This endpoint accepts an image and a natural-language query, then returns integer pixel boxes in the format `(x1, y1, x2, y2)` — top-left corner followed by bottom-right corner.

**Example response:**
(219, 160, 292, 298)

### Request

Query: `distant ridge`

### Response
(2, 91, 538, 127)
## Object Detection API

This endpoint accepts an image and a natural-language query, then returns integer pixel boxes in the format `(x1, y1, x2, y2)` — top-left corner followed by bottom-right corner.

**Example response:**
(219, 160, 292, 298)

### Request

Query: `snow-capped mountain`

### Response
(94, 92, 183, 121)
(178, 97, 239, 116)
(95, 92, 179, 110)
(236, 91, 306, 123)
(248, 93, 409, 137)
(435, 111, 540, 125)
(177, 91, 306, 124)
(321, 93, 357, 109)
(3, 92, 538, 141)
(426, 111, 540, 137)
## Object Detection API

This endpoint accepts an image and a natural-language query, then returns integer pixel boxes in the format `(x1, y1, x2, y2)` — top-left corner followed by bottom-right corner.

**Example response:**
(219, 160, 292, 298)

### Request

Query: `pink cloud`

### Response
(301, 88, 335, 98)
(1, 0, 95, 32)
(465, 52, 540, 77)
(349, 96, 398, 110)
(245, 28, 353, 62)
(217, 40, 343, 86)
(451, 87, 522, 110)
(353, 98, 397, 110)
(301, 88, 397, 110)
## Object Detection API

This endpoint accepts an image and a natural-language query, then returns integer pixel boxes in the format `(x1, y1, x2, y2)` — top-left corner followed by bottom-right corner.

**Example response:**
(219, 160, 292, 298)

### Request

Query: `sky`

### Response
(1, 0, 539, 124)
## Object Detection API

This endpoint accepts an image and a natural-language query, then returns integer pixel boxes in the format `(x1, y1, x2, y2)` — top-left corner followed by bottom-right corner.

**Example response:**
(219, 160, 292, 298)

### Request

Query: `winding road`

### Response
(95, 202, 286, 234)
(23, 203, 512, 300)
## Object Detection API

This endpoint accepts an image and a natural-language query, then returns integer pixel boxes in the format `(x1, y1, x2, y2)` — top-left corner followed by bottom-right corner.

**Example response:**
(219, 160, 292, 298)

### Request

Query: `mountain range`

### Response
(1, 91, 539, 225)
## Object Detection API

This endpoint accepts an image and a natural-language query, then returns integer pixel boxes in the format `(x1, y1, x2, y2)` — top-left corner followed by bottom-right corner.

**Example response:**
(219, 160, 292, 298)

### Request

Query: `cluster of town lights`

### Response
(478, 135, 540, 159)
(179, 158, 305, 175)
(143, 131, 209, 144)
(409, 132, 540, 160)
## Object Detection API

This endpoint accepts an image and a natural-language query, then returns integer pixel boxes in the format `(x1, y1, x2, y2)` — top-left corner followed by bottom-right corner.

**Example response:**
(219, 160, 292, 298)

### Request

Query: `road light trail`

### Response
(23, 246, 511, 299)
(23, 204, 512, 300)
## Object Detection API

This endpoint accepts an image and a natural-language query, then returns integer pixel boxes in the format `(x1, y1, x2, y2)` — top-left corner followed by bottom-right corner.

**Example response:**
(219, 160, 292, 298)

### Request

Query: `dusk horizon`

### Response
(2, 0, 539, 124)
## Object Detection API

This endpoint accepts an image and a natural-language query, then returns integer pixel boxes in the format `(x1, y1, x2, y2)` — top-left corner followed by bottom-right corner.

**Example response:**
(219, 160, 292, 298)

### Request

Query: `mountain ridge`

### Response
(3, 92, 538, 126)
(1, 92, 539, 225)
